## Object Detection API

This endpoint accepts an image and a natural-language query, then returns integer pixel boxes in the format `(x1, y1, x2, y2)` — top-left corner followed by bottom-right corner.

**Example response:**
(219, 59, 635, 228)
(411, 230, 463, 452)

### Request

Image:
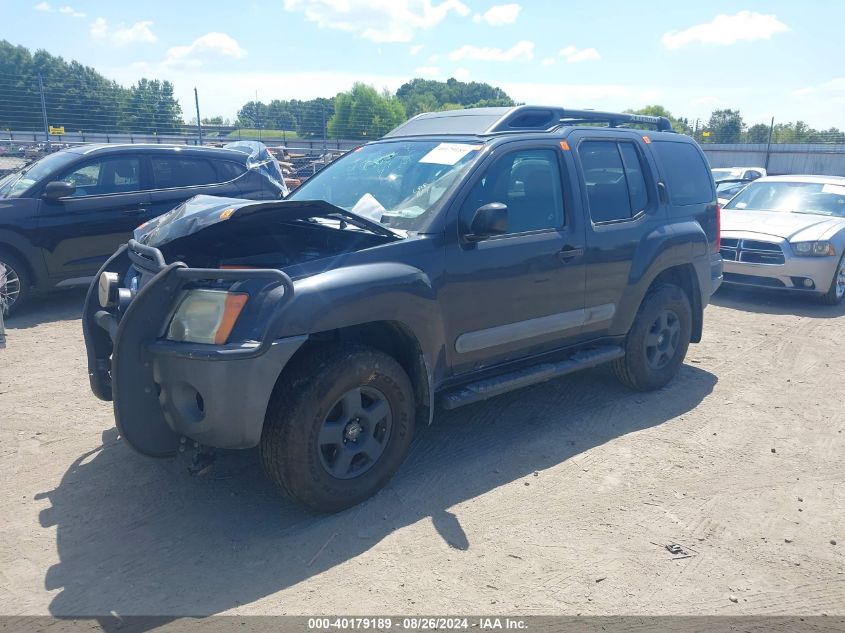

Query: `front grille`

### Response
(723, 273, 786, 288)
(720, 238, 785, 265)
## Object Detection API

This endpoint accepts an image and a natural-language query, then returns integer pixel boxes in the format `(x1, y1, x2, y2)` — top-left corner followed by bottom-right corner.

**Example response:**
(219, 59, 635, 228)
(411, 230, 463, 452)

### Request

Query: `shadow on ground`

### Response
(712, 285, 845, 318)
(5, 288, 86, 329)
(38, 363, 716, 623)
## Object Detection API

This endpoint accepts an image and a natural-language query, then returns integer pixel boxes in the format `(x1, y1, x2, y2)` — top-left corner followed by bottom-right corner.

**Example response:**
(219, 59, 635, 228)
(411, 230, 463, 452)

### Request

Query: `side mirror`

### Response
(42, 181, 75, 201)
(465, 202, 508, 242)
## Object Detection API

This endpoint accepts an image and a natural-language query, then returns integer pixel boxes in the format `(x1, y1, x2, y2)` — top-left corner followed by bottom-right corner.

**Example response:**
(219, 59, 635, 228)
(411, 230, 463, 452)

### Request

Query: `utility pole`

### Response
(764, 116, 775, 172)
(38, 74, 50, 151)
(321, 103, 327, 153)
(194, 87, 203, 146)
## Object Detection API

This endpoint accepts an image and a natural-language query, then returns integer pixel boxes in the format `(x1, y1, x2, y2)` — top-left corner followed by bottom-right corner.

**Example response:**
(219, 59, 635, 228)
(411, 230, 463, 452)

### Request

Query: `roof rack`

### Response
(486, 106, 673, 133)
(382, 105, 674, 138)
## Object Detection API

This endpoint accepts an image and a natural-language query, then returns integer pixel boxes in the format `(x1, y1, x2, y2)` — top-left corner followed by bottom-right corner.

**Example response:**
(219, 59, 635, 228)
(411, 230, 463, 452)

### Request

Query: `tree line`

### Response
(2, 40, 843, 144)
(0, 40, 182, 134)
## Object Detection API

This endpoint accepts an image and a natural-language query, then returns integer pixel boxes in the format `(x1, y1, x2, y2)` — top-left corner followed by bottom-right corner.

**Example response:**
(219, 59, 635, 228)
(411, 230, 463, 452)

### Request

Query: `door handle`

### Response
(123, 204, 150, 216)
(557, 246, 584, 263)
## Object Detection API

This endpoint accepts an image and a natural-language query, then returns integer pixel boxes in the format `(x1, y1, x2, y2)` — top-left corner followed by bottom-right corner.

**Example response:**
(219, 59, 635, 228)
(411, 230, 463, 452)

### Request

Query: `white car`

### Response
(712, 166, 767, 182)
(720, 175, 845, 304)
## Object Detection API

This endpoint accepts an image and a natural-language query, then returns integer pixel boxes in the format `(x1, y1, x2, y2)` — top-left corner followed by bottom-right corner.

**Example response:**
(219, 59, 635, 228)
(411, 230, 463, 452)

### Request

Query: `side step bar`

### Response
(440, 345, 625, 410)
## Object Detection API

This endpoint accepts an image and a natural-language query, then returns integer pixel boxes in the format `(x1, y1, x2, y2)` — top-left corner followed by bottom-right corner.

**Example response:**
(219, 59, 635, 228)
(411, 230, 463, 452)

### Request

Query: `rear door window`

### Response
(651, 141, 713, 205)
(579, 140, 649, 223)
(215, 160, 247, 182)
(151, 157, 218, 189)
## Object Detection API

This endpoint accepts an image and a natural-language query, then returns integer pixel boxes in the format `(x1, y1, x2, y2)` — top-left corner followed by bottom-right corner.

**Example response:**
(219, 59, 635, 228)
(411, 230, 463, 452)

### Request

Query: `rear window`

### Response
(652, 141, 713, 205)
(152, 157, 218, 188)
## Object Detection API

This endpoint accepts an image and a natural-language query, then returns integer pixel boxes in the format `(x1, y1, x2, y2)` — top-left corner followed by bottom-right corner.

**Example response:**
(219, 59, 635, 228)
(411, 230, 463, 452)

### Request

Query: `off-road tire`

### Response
(818, 253, 845, 305)
(0, 248, 30, 315)
(260, 342, 415, 513)
(612, 284, 692, 391)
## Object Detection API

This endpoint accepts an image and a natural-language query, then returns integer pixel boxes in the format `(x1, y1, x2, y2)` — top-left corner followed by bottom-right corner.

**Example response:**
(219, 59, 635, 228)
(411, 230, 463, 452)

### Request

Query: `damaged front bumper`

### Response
(83, 240, 305, 456)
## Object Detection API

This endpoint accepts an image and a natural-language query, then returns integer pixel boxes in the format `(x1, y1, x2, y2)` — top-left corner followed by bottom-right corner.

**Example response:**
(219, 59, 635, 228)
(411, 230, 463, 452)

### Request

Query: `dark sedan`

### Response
(0, 142, 287, 312)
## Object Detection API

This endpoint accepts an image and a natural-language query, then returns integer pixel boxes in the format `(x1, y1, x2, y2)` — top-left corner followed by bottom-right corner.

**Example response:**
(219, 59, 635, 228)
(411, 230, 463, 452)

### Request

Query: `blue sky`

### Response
(2, 0, 844, 128)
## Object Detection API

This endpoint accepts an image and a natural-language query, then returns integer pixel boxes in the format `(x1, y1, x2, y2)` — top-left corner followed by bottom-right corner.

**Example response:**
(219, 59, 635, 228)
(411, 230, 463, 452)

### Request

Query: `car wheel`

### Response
(260, 342, 415, 513)
(819, 254, 845, 305)
(612, 284, 692, 391)
(0, 249, 30, 315)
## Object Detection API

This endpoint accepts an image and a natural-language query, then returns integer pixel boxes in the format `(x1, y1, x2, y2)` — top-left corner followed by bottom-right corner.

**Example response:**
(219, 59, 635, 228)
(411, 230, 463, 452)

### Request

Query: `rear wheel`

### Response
(612, 284, 692, 391)
(0, 249, 30, 315)
(819, 254, 845, 305)
(260, 343, 415, 513)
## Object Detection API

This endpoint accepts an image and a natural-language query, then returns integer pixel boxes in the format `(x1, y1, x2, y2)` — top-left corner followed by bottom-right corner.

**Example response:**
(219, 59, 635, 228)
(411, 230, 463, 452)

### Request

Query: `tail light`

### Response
(713, 204, 721, 253)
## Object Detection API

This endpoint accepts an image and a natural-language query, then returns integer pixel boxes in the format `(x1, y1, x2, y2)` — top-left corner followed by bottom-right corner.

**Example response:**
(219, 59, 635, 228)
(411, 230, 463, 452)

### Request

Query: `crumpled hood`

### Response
(721, 209, 845, 241)
(135, 195, 398, 248)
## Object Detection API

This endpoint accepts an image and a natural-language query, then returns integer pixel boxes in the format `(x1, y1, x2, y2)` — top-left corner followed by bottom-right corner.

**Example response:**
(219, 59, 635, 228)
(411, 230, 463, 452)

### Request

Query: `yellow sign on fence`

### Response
(49, 125, 65, 135)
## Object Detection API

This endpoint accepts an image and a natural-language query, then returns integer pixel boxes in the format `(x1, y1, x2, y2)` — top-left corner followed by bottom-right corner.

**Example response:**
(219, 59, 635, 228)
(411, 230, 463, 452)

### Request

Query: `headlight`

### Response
(166, 289, 248, 344)
(792, 241, 836, 257)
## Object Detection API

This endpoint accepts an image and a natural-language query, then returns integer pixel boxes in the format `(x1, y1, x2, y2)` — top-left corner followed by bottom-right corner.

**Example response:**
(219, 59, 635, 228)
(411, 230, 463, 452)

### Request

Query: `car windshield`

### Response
(286, 140, 484, 231)
(724, 181, 845, 217)
(0, 150, 78, 198)
(711, 169, 736, 181)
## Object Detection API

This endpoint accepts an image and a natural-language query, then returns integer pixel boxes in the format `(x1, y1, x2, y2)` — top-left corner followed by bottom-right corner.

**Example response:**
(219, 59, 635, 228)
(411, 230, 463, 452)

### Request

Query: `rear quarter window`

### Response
(215, 160, 247, 182)
(652, 140, 713, 206)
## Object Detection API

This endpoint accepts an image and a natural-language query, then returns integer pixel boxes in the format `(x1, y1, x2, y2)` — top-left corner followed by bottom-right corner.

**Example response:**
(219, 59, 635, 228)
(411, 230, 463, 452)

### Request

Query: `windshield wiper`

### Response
(324, 211, 405, 239)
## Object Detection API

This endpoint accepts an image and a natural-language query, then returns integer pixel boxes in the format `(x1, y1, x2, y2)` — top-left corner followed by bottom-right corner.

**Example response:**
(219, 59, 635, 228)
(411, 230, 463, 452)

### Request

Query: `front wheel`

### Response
(819, 254, 845, 305)
(612, 284, 692, 391)
(260, 343, 416, 513)
(0, 249, 30, 315)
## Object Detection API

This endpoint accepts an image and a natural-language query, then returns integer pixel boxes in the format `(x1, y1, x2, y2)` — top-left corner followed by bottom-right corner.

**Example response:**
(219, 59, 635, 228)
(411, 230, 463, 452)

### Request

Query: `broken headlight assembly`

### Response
(166, 289, 248, 344)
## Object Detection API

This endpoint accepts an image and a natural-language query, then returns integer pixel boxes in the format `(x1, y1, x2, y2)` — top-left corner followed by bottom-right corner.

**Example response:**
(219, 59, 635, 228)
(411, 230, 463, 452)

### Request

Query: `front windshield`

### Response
(0, 150, 78, 198)
(724, 181, 845, 217)
(287, 140, 484, 231)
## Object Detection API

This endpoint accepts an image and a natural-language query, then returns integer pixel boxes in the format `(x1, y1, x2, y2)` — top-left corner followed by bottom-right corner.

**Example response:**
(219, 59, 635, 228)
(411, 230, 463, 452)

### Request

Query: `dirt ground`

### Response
(0, 286, 843, 618)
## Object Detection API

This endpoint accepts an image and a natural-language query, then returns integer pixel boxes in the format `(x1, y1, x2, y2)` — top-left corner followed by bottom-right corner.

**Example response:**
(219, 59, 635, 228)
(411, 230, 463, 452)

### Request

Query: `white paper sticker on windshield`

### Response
(351, 192, 386, 221)
(822, 183, 845, 196)
(419, 143, 482, 165)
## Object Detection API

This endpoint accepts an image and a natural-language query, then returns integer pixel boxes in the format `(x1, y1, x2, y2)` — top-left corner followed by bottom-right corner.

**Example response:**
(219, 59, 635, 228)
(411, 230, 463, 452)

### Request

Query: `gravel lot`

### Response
(0, 286, 843, 617)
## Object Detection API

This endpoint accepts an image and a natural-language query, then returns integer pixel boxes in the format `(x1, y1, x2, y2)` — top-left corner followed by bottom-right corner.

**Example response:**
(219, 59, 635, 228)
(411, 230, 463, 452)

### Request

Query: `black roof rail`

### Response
(486, 107, 673, 133)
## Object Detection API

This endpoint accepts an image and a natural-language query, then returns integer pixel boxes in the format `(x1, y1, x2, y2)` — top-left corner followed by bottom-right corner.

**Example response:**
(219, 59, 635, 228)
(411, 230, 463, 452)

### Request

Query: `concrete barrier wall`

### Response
(702, 144, 845, 176)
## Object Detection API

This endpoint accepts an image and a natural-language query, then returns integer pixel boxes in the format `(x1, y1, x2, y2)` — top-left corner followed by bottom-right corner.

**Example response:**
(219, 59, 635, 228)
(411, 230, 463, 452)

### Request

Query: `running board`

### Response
(439, 345, 625, 410)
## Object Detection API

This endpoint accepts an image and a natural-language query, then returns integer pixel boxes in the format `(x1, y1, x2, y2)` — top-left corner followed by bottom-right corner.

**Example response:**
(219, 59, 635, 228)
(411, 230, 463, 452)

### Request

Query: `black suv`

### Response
(84, 106, 723, 512)
(0, 142, 286, 312)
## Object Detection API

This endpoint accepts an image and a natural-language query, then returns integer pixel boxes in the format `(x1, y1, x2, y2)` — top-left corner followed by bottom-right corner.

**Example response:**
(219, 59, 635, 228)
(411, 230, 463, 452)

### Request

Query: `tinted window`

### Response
(580, 141, 632, 222)
(652, 141, 713, 205)
(461, 148, 564, 234)
(152, 157, 217, 188)
(619, 143, 648, 213)
(60, 157, 141, 197)
(215, 160, 247, 182)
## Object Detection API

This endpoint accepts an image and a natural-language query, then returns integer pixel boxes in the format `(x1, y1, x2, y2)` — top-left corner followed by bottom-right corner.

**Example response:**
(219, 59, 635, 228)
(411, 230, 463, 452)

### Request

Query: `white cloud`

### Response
(453, 67, 471, 81)
(662, 11, 789, 50)
(164, 32, 246, 67)
(448, 40, 534, 62)
(559, 45, 600, 63)
(541, 57, 555, 66)
(34, 2, 84, 17)
(409, 44, 424, 55)
(282, 0, 470, 43)
(58, 5, 84, 17)
(472, 3, 521, 26)
(415, 66, 440, 77)
(793, 77, 845, 98)
(90, 17, 157, 46)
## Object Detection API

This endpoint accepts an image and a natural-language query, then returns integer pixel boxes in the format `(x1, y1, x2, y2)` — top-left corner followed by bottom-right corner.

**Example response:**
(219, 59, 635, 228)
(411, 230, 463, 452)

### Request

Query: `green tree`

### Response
(327, 83, 405, 139)
(745, 123, 771, 143)
(236, 100, 269, 128)
(396, 77, 514, 116)
(125, 78, 182, 133)
(703, 109, 744, 143)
